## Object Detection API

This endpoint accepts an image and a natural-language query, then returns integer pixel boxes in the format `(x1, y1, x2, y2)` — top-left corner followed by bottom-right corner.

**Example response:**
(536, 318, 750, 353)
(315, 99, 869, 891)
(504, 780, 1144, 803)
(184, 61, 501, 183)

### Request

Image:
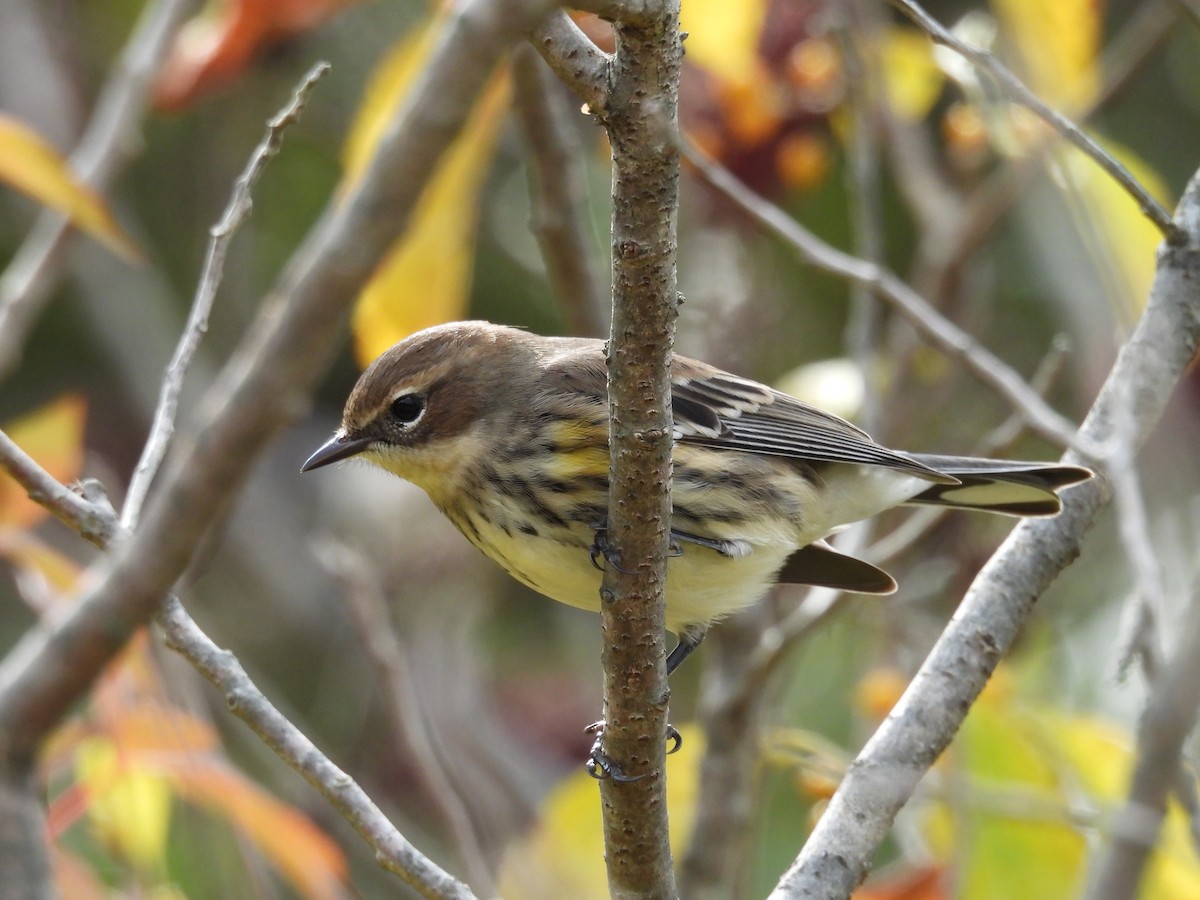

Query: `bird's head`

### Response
(302, 321, 534, 496)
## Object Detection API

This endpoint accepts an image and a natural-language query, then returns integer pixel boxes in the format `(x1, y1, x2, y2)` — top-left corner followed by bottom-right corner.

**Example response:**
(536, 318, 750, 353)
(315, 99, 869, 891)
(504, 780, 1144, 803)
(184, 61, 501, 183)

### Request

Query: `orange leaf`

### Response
(171, 761, 348, 900)
(345, 21, 511, 366)
(0, 395, 87, 532)
(0, 116, 140, 261)
(154, 0, 356, 111)
(855, 865, 948, 900)
(51, 845, 109, 900)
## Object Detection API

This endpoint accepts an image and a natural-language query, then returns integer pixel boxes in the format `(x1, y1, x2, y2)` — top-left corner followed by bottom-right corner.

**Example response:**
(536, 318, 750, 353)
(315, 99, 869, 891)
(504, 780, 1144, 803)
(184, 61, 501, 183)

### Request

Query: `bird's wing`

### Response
(539, 343, 953, 483)
(671, 362, 954, 482)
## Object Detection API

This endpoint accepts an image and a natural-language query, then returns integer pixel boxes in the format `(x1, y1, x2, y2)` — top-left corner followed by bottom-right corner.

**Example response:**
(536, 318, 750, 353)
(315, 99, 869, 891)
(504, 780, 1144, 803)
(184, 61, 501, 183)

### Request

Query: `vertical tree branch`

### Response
(594, 2, 683, 896)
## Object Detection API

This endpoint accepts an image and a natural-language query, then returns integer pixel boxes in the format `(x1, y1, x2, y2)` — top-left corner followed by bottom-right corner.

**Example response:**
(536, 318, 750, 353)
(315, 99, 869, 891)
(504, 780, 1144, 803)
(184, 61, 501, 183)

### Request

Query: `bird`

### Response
(303, 321, 1092, 680)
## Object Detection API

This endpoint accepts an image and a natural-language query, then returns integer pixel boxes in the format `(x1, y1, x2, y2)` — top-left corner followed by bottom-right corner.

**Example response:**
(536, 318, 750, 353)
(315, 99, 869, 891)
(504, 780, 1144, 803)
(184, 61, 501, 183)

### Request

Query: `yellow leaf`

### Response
(497, 725, 702, 899)
(0, 395, 87, 532)
(341, 22, 441, 186)
(992, 0, 1101, 109)
(680, 0, 767, 84)
(1041, 711, 1200, 899)
(880, 28, 944, 121)
(0, 114, 141, 262)
(74, 736, 173, 874)
(1055, 143, 1168, 316)
(171, 761, 347, 900)
(0, 531, 82, 598)
(921, 664, 1200, 900)
(342, 21, 511, 365)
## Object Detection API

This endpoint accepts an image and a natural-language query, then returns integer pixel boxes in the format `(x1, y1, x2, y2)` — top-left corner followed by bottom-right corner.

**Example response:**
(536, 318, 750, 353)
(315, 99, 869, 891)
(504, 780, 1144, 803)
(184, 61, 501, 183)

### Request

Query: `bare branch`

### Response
(770, 165, 1200, 899)
(0, 430, 117, 549)
(909, 0, 1179, 307)
(594, 2, 682, 896)
(0, 0, 195, 380)
(890, 0, 1180, 242)
(122, 61, 330, 529)
(512, 45, 607, 337)
(529, 10, 611, 114)
(682, 142, 1088, 453)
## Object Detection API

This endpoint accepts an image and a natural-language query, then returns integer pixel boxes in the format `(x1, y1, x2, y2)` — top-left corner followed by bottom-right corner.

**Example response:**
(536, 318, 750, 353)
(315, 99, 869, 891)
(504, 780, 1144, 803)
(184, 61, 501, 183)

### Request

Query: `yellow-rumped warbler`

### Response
(303, 321, 1091, 674)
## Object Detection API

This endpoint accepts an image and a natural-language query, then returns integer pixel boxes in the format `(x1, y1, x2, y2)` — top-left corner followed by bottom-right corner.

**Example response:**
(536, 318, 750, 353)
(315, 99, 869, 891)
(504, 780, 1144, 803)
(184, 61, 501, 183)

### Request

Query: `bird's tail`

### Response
(903, 454, 1093, 517)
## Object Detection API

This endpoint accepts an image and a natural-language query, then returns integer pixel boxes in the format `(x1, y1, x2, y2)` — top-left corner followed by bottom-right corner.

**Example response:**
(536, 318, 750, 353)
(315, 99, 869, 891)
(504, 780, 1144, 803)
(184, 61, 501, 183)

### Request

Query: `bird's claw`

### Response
(583, 721, 683, 781)
(588, 527, 636, 575)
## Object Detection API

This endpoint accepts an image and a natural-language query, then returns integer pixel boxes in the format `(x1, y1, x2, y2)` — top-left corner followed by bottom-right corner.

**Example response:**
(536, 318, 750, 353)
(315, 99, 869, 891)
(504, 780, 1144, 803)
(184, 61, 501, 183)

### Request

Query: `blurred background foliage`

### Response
(2, 0, 1200, 897)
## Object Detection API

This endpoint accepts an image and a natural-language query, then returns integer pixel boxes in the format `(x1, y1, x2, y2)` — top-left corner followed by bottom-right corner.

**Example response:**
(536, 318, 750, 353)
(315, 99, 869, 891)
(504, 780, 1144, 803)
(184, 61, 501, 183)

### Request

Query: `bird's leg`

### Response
(584, 628, 702, 780)
(670, 529, 748, 558)
(666, 625, 707, 675)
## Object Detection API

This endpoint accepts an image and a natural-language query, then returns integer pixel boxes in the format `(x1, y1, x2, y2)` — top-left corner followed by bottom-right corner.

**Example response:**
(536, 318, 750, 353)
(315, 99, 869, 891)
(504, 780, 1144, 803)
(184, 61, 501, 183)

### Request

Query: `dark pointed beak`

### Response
(301, 434, 373, 472)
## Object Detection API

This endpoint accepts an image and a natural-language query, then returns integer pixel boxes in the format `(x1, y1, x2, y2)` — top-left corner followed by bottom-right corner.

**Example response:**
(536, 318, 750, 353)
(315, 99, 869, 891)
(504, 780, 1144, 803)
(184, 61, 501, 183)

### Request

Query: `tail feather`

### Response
(903, 454, 1093, 517)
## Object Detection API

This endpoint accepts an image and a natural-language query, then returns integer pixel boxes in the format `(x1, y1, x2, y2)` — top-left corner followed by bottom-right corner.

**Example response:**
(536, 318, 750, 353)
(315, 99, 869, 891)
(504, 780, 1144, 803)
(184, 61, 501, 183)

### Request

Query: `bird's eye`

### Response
(389, 393, 425, 425)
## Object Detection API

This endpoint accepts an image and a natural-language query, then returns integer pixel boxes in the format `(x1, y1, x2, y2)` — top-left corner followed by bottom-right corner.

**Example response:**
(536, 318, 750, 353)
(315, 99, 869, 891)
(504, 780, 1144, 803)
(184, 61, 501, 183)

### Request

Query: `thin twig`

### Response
(682, 141, 1089, 454)
(0, 432, 117, 549)
(908, 0, 1178, 309)
(890, 0, 1180, 243)
(1108, 396, 1167, 679)
(511, 45, 607, 337)
(0, 0, 195, 381)
(317, 541, 495, 897)
(121, 62, 330, 529)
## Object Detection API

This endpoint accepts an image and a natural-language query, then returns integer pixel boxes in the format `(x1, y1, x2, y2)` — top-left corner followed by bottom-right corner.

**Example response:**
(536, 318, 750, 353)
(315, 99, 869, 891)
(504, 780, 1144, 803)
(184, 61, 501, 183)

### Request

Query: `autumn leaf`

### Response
(74, 736, 174, 875)
(50, 629, 348, 900)
(0, 117, 140, 261)
(0, 395, 87, 533)
(344, 20, 511, 366)
(154, 0, 356, 111)
(680, 0, 766, 84)
(992, 0, 1100, 109)
(172, 761, 348, 900)
(921, 666, 1200, 899)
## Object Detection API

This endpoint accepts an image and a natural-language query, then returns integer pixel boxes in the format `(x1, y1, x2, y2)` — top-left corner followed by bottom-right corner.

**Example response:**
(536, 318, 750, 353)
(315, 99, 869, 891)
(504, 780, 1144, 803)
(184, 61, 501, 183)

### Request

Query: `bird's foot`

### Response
(583, 720, 683, 781)
(588, 526, 636, 575)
